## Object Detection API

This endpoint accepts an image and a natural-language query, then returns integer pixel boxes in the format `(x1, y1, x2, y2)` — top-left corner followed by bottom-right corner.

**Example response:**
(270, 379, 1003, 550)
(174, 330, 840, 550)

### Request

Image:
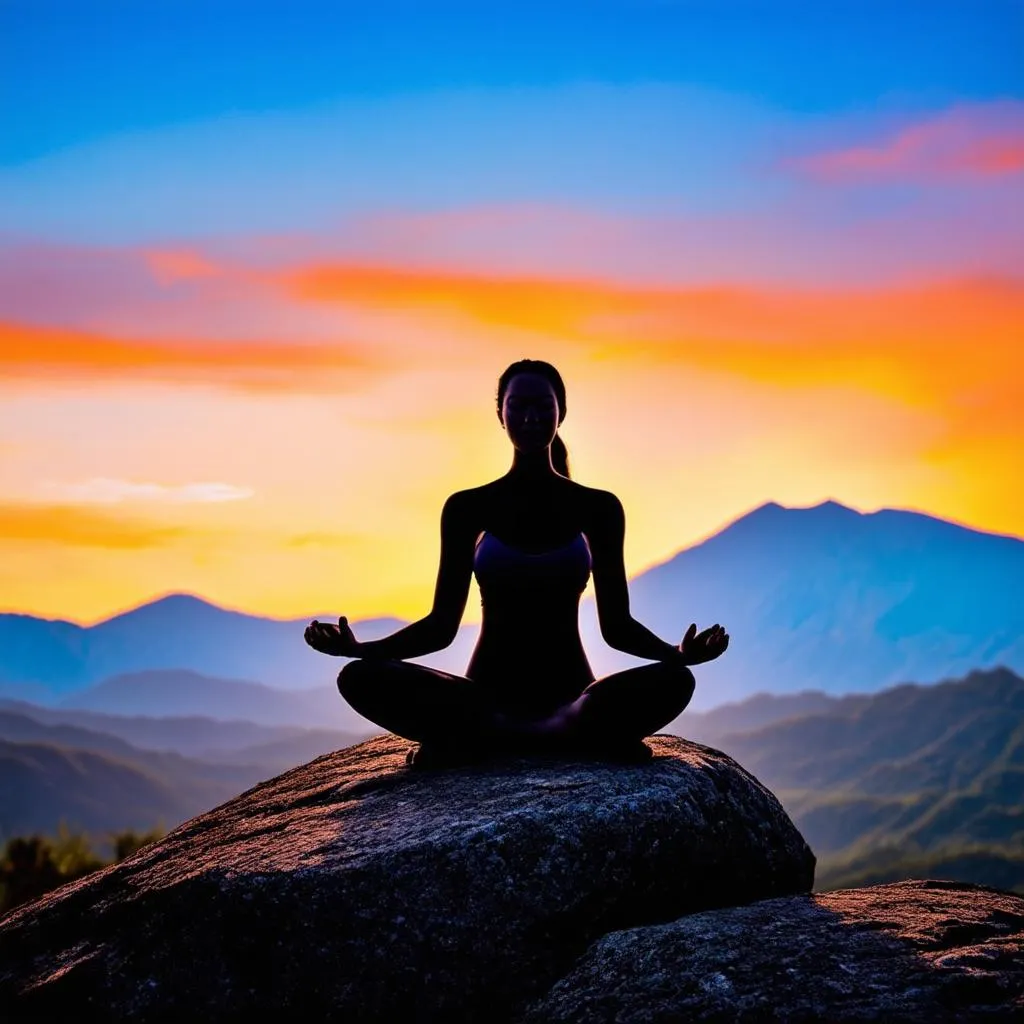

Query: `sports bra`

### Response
(473, 530, 592, 599)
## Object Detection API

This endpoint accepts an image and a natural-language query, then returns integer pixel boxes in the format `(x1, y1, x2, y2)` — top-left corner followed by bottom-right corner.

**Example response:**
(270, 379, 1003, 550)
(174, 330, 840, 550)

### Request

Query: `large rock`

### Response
(522, 879, 1024, 1022)
(0, 733, 813, 1022)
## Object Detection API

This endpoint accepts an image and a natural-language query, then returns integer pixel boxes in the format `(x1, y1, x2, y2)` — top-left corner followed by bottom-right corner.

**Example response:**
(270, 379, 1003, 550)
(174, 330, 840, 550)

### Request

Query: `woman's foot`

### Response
(495, 702, 655, 763)
(491, 701, 582, 742)
(492, 710, 553, 740)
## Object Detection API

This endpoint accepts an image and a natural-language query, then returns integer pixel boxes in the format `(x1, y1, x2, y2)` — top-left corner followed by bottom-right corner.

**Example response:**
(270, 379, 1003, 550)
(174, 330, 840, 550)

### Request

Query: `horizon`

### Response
(2, 2, 1021, 623)
(4, 495, 1021, 628)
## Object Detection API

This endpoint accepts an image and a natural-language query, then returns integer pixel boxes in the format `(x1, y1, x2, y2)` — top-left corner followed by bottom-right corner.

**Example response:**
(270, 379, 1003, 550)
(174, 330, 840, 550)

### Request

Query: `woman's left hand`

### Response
(678, 622, 729, 665)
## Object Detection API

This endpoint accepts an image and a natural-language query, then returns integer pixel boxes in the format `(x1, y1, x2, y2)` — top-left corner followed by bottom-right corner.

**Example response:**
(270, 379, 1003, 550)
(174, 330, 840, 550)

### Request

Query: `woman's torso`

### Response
(464, 477, 598, 718)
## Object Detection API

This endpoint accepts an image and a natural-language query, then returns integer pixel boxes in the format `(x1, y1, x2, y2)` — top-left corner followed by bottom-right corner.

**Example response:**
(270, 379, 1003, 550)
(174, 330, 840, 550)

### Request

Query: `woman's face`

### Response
(500, 372, 560, 452)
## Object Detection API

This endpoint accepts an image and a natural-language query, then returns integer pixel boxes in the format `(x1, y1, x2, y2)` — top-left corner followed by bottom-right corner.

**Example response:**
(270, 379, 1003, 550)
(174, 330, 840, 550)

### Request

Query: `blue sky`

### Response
(3, 2, 1022, 250)
(4, 1, 1022, 164)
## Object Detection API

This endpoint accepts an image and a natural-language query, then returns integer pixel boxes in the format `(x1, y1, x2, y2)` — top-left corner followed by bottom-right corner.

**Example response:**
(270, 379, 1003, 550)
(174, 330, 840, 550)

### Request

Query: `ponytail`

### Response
(550, 432, 571, 479)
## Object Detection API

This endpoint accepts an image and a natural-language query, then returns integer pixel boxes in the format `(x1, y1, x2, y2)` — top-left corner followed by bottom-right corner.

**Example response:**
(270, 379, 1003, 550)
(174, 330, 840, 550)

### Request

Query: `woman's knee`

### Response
(337, 658, 411, 724)
(647, 660, 695, 720)
(337, 657, 397, 699)
(337, 657, 363, 693)
(674, 662, 696, 702)
(667, 660, 695, 709)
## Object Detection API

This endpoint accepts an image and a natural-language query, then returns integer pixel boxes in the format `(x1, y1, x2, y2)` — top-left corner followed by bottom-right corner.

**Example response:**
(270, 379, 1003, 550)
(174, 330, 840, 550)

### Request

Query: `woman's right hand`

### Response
(304, 616, 361, 657)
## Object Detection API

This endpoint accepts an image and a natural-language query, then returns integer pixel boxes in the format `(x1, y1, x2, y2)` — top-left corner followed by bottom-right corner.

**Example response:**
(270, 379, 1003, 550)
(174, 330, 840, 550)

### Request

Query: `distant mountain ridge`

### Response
(2, 500, 1022, 709)
(697, 666, 1024, 887)
(0, 598, 407, 696)
(0, 707, 368, 842)
(0, 730, 259, 842)
(56, 669, 349, 729)
(0, 698, 326, 758)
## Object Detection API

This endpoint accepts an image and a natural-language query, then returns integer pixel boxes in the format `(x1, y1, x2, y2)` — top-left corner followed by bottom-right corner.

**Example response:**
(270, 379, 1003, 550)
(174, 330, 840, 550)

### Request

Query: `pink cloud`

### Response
(144, 249, 224, 286)
(792, 103, 1024, 183)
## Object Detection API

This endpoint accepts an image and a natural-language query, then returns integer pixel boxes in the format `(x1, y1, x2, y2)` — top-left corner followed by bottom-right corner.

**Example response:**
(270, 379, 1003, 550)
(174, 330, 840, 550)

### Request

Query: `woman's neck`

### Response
(507, 447, 557, 480)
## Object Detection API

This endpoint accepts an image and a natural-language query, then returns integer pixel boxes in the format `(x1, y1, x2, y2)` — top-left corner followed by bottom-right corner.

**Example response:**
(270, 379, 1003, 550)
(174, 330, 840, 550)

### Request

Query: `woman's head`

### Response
(496, 359, 570, 477)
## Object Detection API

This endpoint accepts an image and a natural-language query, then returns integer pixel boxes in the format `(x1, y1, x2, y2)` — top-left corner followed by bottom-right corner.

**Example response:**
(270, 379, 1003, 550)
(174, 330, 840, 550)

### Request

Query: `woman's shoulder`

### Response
(441, 482, 499, 516)
(447, 480, 503, 500)
(571, 482, 623, 512)
(559, 482, 624, 535)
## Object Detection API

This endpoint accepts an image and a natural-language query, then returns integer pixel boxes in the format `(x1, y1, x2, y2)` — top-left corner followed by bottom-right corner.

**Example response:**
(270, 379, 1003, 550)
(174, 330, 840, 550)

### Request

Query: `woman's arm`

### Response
(353, 492, 477, 660)
(354, 615, 453, 660)
(588, 490, 682, 662)
(588, 489, 730, 665)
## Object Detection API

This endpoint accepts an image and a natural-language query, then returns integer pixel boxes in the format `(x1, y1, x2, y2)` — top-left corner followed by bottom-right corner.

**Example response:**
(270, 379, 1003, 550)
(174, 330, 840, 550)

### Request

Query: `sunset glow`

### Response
(2, 2, 1022, 624)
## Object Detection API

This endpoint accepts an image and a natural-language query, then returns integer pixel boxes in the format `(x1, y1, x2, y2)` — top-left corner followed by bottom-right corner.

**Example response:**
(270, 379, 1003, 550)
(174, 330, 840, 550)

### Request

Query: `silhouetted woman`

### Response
(304, 359, 729, 767)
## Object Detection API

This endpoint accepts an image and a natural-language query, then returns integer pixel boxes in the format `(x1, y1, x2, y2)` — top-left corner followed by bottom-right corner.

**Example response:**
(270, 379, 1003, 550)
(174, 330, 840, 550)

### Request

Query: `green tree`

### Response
(1, 824, 164, 916)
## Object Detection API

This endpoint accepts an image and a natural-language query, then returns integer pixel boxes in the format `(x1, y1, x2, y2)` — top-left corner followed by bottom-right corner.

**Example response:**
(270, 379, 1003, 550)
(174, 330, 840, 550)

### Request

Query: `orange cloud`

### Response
(792, 104, 1024, 182)
(280, 259, 1021, 404)
(0, 321, 384, 391)
(281, 263, 634, 338)
(0, 503, 188, 549)
(601, 277, 1019, 380)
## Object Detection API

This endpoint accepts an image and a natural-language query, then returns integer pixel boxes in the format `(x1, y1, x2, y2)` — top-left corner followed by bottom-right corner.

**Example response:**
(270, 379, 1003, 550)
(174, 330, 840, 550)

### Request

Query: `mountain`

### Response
(705, 666, 1024, 799)
(595, 499, 1024, 709)
(0, 702, 371, 764)
(694, 666, 1024, 887)
(0, 730, 261, 842)
(0, 709, 173, 764)
(0, 707, 368, 842)
(0, 698, 328, 758)
(0, 596, 408, 696)
(672, 689, 842, 741)
(56, 669, 364, 731)
(2, 501, 1022, 709)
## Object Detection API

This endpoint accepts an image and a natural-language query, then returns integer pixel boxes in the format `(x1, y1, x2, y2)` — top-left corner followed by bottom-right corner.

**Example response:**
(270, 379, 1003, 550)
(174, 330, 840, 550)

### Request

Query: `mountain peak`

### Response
(148, 593, 218, 606)
(718, 498, 860, 538)
(745, 499, 859, 520)
(94, 592, 227, 627)
(146, 593, 217, 610)
(810, 499, 859, 514)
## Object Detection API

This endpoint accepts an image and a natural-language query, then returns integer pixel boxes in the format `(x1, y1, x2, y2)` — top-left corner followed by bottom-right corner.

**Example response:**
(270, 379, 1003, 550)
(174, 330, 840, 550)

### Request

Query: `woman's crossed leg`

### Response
(337, 657, 696, 763)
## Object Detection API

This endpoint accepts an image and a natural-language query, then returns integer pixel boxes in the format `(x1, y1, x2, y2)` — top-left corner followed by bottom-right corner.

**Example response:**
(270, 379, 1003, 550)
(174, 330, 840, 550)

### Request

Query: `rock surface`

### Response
(0, 733, 814, 1023)
(522, 879, 1024, 1022)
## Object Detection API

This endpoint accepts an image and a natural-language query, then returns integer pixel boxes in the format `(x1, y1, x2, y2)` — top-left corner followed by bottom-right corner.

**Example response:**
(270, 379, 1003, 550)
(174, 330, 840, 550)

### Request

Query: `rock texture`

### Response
(0, 733, 813, 1023)
(522, 879, 1024, 1022)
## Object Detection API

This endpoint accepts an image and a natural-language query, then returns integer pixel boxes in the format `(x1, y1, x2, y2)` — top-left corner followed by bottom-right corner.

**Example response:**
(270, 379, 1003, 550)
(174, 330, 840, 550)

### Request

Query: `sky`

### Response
(1, 0, 1022, 625)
